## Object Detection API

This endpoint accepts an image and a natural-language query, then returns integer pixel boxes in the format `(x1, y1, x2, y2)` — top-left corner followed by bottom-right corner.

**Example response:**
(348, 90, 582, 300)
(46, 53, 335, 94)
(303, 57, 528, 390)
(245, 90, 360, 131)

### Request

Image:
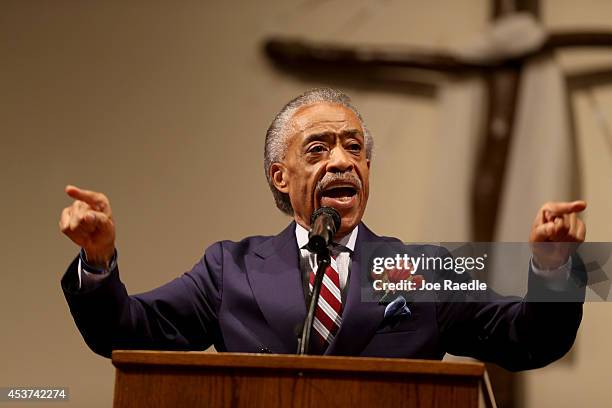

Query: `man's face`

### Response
(270, 102, 370, 238)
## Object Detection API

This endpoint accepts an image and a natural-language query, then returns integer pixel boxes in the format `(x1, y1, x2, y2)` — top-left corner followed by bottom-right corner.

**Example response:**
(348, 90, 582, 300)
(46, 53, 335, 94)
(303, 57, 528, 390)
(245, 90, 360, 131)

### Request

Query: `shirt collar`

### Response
(295, 222, 358, 252)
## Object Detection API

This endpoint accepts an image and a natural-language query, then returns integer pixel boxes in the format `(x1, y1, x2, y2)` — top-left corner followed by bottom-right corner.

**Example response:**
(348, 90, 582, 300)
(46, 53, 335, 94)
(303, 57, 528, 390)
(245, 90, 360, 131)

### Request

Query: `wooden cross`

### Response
(262, 1, 612, 407)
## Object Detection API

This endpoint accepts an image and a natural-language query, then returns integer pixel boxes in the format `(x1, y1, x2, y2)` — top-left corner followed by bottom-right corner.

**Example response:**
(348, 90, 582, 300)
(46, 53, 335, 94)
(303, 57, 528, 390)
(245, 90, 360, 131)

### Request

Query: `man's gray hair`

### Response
(264, 88, 374, 215)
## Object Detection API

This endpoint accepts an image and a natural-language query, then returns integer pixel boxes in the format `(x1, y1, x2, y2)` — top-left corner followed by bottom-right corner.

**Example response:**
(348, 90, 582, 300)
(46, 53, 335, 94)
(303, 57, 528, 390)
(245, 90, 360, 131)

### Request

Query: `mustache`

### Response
(316, 172, 362, 194)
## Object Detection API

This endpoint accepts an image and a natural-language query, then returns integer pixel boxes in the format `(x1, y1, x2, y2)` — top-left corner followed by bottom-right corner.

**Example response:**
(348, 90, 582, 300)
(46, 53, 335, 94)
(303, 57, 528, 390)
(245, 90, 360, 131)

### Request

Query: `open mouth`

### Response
(319, 185, 358, 209)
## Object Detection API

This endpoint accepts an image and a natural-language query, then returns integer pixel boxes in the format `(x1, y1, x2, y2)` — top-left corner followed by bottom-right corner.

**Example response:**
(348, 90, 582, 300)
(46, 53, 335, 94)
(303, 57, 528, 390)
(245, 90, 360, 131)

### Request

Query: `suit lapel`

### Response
(246, 222, 306, 353)
(326, 223, 387, 355)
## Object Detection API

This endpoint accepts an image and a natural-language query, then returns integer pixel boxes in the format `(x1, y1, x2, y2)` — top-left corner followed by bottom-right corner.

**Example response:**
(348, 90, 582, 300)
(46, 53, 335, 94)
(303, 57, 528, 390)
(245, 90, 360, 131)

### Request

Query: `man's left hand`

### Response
(529, 200, 587, 269)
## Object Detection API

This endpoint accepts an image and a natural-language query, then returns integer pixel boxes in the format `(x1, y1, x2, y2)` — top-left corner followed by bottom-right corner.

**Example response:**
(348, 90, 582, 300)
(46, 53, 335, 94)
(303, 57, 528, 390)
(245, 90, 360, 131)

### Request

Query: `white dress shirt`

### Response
(295, 222, 358, 292)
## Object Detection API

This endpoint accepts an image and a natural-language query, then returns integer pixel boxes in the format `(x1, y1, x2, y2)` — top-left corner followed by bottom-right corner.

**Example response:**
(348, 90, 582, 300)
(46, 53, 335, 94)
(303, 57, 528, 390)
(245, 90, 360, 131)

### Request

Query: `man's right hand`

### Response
(59, 185, 116, 268)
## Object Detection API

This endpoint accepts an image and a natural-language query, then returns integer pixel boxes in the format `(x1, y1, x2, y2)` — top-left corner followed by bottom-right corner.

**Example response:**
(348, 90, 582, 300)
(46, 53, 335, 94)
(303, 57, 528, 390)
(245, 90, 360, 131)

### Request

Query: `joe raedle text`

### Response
(372, 278, 488, 292)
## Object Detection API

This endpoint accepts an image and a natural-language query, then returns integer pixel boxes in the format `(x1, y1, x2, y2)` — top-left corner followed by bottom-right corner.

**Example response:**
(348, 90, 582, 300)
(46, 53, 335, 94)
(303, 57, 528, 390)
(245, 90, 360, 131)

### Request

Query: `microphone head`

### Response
(310, 206, 341, 232)
(307, 207, 342, 253)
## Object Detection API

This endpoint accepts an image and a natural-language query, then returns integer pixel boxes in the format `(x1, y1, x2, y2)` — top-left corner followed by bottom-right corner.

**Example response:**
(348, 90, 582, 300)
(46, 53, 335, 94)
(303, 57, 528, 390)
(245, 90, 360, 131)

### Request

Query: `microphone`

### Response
(307, 207, 341, 254)
(297, 207, 340, 355)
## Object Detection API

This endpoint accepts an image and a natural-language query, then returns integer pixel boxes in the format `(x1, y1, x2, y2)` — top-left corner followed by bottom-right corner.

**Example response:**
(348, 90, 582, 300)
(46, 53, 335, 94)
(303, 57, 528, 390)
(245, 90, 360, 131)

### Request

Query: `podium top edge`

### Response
(111, 351, 485, 377)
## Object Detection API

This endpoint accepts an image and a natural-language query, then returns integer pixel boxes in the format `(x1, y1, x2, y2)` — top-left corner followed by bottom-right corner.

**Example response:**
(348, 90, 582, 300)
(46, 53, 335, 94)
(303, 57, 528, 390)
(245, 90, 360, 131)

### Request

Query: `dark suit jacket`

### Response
(61, 222, 585, 371)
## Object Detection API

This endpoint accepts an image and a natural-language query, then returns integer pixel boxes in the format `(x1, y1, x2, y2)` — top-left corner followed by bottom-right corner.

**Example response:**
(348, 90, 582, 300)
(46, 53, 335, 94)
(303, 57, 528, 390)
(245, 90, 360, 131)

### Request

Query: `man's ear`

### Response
(270, 163, 290, 194)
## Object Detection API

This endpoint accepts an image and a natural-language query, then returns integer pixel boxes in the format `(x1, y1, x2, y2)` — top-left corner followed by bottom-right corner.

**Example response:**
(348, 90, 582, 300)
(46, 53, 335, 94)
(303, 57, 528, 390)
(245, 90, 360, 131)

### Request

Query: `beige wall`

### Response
(1, 1, 611, 407)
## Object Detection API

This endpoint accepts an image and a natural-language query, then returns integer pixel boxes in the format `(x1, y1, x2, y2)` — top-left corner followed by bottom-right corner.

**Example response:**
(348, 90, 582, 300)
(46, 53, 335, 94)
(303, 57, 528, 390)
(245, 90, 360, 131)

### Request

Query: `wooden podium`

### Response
(112, 351, 496, 408)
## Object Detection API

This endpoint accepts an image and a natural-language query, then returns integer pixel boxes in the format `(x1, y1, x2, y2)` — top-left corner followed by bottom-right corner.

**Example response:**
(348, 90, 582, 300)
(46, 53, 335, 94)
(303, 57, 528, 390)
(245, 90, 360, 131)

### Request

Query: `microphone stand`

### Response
(297, 246, 330, 355)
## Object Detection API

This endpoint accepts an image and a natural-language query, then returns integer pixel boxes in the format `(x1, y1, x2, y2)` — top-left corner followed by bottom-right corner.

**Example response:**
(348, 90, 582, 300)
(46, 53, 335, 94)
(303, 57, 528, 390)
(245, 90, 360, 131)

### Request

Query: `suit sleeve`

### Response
(61, 243, 224, 358)
(434, 246, 586, 371)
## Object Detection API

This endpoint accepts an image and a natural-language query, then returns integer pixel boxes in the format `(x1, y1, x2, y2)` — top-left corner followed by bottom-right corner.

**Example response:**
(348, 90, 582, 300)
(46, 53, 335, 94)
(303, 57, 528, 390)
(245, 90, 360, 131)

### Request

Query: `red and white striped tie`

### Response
(308, 256, 343, 348)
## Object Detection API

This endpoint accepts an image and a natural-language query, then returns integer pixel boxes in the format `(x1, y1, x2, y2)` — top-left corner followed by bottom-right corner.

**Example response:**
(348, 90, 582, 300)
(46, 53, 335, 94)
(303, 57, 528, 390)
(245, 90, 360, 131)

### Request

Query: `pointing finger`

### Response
(65, 185, 109, 212)
(542, 200, 587, 220)
(65, 185, 102, 205)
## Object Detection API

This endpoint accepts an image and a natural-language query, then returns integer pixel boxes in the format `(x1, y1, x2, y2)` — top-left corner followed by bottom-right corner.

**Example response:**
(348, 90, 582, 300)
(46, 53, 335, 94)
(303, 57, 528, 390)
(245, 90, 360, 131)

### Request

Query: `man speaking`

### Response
(59, 88, 586, 370)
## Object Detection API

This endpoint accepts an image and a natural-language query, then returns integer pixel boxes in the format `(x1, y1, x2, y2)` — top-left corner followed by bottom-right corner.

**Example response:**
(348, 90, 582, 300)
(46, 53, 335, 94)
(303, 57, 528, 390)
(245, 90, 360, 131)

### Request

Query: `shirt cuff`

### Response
(77, 248, 117, 290)
(530, 256, 572, 291)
